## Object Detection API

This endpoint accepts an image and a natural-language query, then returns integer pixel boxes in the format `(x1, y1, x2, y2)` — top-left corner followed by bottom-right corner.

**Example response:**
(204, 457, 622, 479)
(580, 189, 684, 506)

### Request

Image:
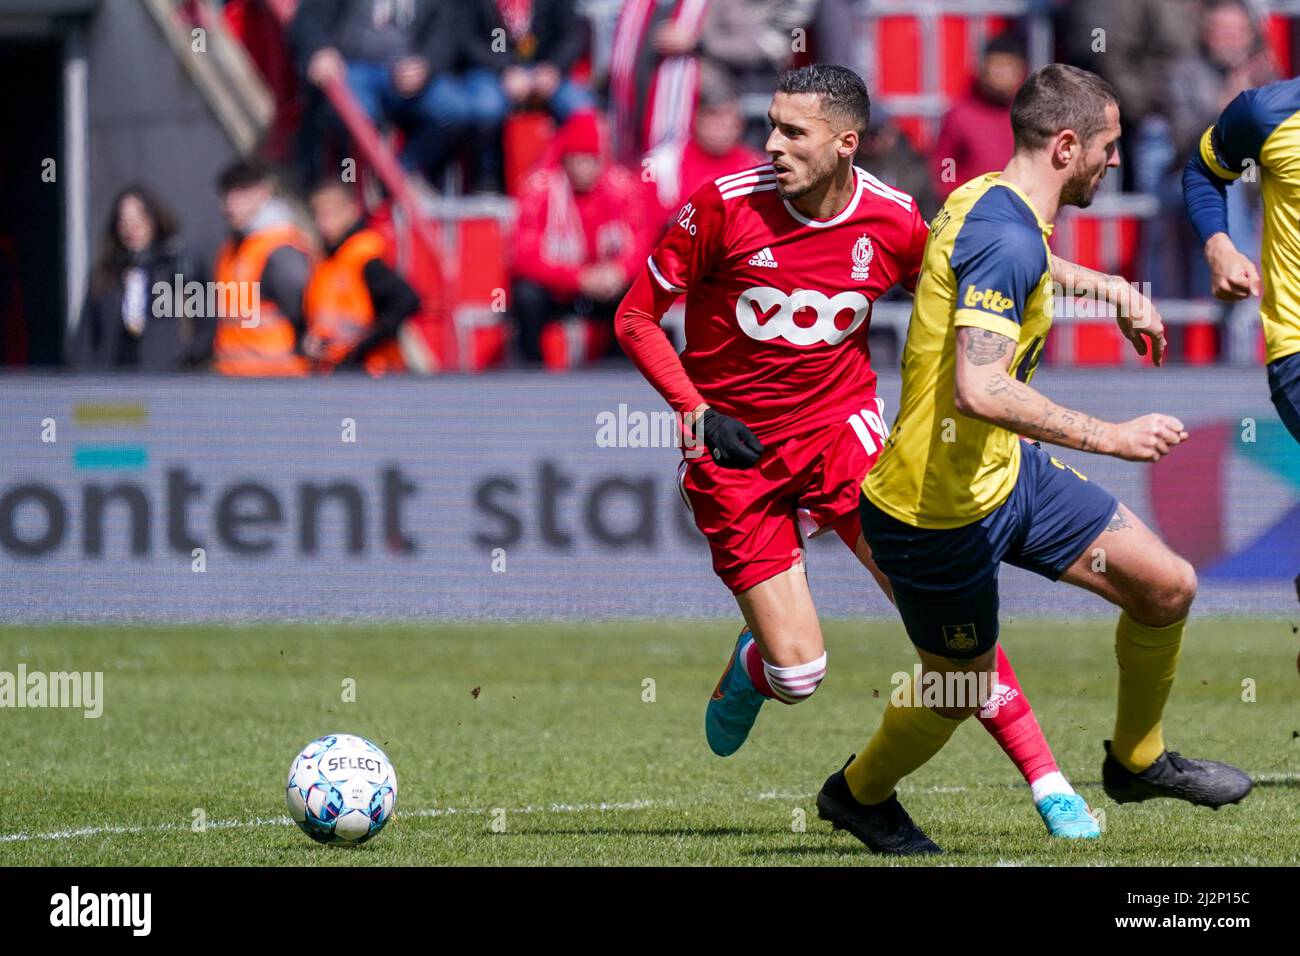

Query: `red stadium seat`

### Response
(1071, 324, 1126, 366)
(877, 16, 922, 98)
(1070, 215, 1103, 271)
(472, 322, 509, 369)
(939, 15, 973, 99)
(539, 317, 611, 372)
(1115, 215, 1141, 279)
(451, 217, 512, 371)
(540, 321, 571, 371)
(1267, 13, 1292, 78)
(455, 217, 508, 302)
(504, 111, 556, 197)
(1184, 322, 1219, 365)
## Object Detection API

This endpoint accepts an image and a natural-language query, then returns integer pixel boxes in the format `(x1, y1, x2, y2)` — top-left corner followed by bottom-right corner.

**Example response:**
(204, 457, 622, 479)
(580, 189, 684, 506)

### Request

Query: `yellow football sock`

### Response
(845, 694, 966, 805)
(1112, 611, 1185, 773)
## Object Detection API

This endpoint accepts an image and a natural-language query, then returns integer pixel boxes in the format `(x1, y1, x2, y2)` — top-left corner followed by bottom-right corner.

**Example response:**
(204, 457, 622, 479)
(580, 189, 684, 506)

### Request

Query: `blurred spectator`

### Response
(809, 0, 862, 74)
(1094, 0, 1204, 192)
(1054, 0, 1110, 78)
(70, 186, 210, 371)
(1149, 0, 1276, 296)
(449, 0, 592, 194)
(691, 0, 819, 99)
(211, 160, 315, 377)
(303, 180, 421, 373)
(610, 0, 816, 165)
(510, 112, 655, 365)
(643, 63, 767, 221)
(930, 32, 1026, 203)
(1104, 0, 1204, 123)
(1168, 0, 1276, 161)
(857, 106, 938, 221)
(292, 0, 459, 186)
(609, 0, 707, 164)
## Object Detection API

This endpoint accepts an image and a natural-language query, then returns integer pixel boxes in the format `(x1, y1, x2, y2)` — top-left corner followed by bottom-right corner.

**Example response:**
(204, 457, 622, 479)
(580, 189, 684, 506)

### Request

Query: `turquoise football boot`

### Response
(1035, 792, 1101, 839)
(705, 628, 767, 757)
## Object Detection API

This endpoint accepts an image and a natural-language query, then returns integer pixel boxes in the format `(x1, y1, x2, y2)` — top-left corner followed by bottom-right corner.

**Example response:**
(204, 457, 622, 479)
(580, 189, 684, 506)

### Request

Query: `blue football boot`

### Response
(705, 628, 767, 757)
(1035, 792, 1101, 839)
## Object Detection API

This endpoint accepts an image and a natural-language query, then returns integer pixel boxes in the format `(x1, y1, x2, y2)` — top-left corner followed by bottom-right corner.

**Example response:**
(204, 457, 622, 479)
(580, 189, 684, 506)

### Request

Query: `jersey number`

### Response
(1014, 336, 1045, 383)
(848, 400, 890, 455)
(1049, 456, 1088, 482)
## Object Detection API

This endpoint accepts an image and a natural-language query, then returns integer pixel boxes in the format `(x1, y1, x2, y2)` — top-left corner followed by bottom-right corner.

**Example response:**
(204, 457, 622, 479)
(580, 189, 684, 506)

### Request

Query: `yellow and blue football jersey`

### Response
(1187, 77, 1300, 364)
(863, 173, 1054, 529)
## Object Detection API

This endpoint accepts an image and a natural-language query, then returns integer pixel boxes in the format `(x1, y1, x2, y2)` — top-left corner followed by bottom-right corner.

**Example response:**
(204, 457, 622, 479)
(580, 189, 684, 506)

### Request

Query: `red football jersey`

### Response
(647, 162, 929, 443)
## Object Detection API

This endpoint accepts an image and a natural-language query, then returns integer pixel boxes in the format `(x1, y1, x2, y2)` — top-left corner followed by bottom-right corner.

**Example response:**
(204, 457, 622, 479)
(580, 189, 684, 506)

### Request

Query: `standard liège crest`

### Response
(851, 235, 874, 281)
(942, 623, 978, 652)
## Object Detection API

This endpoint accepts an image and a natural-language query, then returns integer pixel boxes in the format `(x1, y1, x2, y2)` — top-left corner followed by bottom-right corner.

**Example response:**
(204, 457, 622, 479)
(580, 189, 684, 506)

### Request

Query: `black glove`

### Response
(700, 408, 766, 469)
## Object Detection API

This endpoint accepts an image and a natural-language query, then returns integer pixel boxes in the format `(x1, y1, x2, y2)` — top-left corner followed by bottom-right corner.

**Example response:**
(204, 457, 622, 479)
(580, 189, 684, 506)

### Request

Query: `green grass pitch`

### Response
(1, 618, 1297, 866)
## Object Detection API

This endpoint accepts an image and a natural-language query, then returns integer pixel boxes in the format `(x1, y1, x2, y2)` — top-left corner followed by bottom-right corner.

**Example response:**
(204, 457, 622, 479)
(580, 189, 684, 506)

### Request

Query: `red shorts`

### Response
(678, 398, 890, 594)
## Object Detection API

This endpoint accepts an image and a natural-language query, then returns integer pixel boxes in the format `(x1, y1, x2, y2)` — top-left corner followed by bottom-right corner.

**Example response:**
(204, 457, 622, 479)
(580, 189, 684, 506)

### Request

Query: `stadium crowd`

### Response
(68, 0, 1285, 373)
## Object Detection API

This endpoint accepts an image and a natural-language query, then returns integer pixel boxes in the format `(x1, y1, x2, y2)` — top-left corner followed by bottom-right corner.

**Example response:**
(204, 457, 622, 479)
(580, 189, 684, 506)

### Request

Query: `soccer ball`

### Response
(285, 733, 397, 845)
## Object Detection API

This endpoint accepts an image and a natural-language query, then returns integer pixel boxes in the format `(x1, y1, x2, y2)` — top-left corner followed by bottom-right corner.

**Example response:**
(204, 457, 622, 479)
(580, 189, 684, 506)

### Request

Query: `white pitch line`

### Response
(7, 774, 1294, 846)
(0, 815, 295, 844)
(0, 787, 969, 845)
(1253, 773, 1300, 783)
(0, 799, 679, 845)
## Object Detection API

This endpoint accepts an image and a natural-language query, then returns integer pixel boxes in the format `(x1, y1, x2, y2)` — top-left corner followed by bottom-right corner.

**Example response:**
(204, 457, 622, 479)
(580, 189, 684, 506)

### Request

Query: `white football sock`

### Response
(1030, 771, 1076, 802)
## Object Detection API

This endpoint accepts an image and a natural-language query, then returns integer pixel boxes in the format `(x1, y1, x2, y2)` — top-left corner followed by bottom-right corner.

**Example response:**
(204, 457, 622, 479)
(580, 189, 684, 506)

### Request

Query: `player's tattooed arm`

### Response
(1052, 257, 1168, 366)
(954, 327, 1189, 462)
(954, 327, 1118, 454)
(961, 328, 1013, 366)
(1050, 257, 1116, 299)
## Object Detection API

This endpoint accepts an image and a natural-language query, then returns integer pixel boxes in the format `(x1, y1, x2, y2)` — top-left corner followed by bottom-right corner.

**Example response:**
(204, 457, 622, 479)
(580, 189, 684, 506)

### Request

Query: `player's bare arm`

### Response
(952, 326, 1188, 461)
(1050, 257, 1168, 365)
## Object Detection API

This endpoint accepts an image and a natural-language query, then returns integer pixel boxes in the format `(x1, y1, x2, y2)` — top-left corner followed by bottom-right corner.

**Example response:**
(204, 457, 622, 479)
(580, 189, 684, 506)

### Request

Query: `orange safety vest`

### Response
(304, 228, 407, 375)
(303, 227, 388, 368)
(213, 223, 313, 376)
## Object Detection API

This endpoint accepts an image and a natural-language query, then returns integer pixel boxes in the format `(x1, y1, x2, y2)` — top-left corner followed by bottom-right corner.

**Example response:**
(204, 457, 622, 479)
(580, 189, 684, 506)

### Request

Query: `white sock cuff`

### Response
(1029, 771, 1076, 803)
(763, 652, 828, 703)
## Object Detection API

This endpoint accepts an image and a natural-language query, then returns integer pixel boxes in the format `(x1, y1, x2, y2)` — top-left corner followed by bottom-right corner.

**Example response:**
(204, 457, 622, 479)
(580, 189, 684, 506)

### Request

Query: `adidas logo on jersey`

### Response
(747, 247, 779, 268)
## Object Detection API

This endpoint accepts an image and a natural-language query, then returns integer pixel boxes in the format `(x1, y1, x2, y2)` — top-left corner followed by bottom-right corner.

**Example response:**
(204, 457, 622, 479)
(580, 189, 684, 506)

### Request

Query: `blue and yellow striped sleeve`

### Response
(1200, 88, 1271, 180)
(1184, 81, 1300, 245)
(949, 217, 1047, 342)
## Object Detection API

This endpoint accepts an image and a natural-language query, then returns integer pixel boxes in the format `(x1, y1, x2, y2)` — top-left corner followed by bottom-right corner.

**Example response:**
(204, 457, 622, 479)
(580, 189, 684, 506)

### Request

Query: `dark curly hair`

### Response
(775, 63, 871, 136)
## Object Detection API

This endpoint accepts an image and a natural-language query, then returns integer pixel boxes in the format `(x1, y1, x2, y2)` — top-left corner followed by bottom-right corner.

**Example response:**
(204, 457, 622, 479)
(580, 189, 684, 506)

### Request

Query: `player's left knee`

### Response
(1164, 558, 1198, 619)
(763, 652, 827, 705)
(1178, 559, 1198, 603)
(1142, 558, 1197, 625)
